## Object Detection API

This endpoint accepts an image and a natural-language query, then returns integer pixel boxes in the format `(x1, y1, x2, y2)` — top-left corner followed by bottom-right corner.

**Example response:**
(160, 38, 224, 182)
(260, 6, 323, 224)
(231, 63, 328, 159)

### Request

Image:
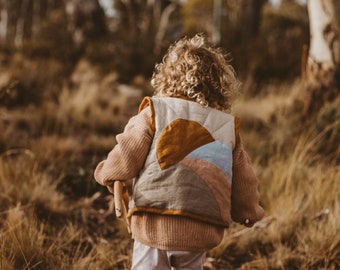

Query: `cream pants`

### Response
(131, 240, 206, 270)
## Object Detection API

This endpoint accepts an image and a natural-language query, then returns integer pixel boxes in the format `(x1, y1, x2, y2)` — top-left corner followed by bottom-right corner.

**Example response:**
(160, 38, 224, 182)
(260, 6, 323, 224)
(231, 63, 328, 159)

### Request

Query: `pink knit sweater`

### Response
(94, 100, 264, 251)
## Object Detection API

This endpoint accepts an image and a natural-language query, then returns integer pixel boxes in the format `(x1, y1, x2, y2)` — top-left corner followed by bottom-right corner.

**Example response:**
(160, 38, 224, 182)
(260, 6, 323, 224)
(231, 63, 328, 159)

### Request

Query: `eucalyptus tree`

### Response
(304, 0, 340, 116)
(112, 0, 180, 81)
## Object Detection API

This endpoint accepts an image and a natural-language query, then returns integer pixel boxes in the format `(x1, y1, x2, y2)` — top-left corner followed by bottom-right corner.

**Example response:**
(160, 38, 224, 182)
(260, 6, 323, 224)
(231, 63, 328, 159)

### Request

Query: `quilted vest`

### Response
(128, 97, 237, 227)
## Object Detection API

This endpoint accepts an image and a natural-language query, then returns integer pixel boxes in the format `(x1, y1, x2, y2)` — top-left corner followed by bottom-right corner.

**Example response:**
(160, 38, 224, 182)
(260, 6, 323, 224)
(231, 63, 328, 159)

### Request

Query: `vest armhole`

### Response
(139, 96, 156, 131)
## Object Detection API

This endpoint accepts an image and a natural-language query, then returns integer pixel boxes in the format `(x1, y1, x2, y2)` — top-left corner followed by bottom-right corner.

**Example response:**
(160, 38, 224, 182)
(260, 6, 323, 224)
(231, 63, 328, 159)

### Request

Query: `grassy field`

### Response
(0, 60, 339, 269)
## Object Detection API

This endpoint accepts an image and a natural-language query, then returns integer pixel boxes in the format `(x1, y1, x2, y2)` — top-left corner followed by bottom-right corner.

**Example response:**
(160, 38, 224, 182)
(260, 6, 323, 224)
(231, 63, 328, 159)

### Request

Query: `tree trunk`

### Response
(0, 1, 8, 43)
(154, 1, 178, 53)
(236, 0, 266, 81)
(304, 0, 340, 116)
(212, 0, 222, 45)
(240, 0, 266, 42)
(31, 0, 41, 38)
(66, 0, 107, 47)
(14, 0, 30, 48)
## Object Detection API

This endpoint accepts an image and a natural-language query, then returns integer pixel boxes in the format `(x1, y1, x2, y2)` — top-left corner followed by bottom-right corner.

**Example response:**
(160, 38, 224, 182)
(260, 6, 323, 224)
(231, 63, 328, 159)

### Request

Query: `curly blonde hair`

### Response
(151, 34, 241, 112)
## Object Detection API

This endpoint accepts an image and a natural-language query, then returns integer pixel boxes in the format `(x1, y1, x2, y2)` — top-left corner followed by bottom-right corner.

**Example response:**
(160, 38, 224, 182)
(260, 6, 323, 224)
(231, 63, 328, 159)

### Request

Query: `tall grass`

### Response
(210, 147, 339, 269)
(0, 149, 132, 269)
(1, 68, 339, 269)
(210, 98, 340, 269)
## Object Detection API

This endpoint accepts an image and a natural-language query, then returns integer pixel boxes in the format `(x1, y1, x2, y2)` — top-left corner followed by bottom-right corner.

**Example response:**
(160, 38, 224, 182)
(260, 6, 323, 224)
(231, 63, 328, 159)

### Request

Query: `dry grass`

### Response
(0, 62, 339, 269)
(0, 149, 133, 269)
(209, 122, 339, 269)
(56, 59, 145, 135)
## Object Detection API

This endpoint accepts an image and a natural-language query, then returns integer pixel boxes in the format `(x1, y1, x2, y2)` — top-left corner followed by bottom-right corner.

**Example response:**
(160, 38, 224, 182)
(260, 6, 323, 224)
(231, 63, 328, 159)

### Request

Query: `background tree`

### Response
(304, 0, 340, 117)
(234, 0, 267, 81)
(0, 0, 310, 87)
(247, 1, 309, 91)
(0, 0, 63, 48)
(0, 0, 9, 43)
(112, 0, 180, 82)
(65, 0, 107, 48)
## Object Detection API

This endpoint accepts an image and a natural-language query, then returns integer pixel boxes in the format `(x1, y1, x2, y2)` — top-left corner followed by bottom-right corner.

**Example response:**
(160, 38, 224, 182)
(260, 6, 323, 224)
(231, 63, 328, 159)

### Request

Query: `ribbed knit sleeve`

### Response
(231, 132, 264, 227)
(94, 107, 154, 186)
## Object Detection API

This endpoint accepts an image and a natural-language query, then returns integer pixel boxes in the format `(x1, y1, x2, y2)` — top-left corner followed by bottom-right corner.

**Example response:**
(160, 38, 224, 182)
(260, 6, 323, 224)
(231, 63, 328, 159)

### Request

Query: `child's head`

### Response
(151, 34, 241, 111)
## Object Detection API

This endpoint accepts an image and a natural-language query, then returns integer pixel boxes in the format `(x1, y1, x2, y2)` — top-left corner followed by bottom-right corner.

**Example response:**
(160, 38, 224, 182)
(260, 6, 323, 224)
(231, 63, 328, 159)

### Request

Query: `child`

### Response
(94, 34, 264, 270)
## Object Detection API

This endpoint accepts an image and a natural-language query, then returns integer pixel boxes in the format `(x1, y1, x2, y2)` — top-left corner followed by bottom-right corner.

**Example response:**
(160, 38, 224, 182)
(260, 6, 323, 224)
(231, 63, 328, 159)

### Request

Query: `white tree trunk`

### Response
(14, 0, 30, 48)
(212, 0, 222, 45)
(305, 0, 340, 115)
(32, 0, 41, 38)
(0, 4, 8, 42)
(154, 2, 178, 53)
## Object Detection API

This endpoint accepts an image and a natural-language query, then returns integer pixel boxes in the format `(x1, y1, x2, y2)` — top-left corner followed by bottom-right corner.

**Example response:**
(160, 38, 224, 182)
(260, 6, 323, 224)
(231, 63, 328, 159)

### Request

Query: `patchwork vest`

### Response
(128, 97, 237, 227)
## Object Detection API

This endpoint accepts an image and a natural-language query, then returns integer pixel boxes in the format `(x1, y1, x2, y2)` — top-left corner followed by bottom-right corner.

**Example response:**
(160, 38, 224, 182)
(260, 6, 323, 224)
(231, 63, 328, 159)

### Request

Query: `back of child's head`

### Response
(151, 34, 241, 112)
